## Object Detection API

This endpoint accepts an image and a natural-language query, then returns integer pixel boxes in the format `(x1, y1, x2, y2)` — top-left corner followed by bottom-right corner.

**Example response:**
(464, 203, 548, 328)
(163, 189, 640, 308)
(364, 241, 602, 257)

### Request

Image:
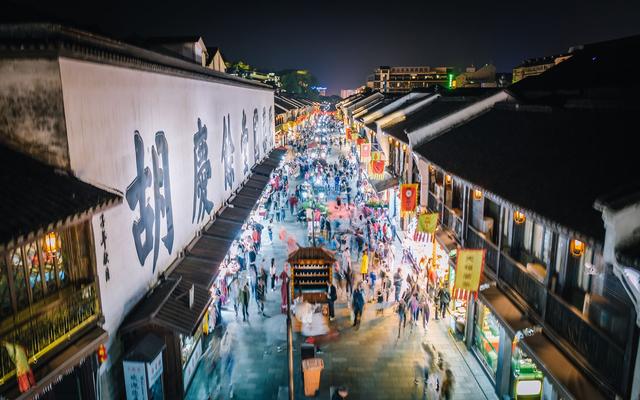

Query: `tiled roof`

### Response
(0, 145, 122, 250)
(415, 104, 638, 244)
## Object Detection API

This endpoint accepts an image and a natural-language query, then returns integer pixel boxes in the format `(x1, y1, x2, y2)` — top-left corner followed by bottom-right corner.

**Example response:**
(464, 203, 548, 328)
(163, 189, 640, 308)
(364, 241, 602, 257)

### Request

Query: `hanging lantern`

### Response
(473, 189, 483, 201)
(445, 175, 452, 185)
(97, 344, 108, 363)
(513, 211, 526, 224)
(402, 144, 407, 151)
(570, 239, 585, 257)
(43, 232, 58, 253)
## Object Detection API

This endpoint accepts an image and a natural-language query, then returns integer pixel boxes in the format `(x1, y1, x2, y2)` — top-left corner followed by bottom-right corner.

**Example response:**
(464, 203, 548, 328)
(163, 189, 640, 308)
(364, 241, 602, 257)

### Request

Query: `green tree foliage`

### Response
(279, 70, 319, 99)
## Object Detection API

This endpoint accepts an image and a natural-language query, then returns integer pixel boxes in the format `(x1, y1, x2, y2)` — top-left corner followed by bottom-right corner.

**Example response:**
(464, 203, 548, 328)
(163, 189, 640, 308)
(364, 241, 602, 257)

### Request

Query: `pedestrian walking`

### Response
(409, 293, 420, 329)
(437, 285, 450, 319)
(269, 258, 276, 291)
(393, 270, 403, 302)
(279, 267, 289, 314)
(230, 278, 240, 319)
(376, 289, 384, 316)
(396, 299, 407, 338)
(327, 282, 337, 321)
(352, 284, 365, 329)
(256, 279, 266, 316)
(240, 281, 250, 321)
(360, 250, 368, 281)
(421, 298, 431, 333)
(332, 386, 349, 400)
(268, 225, 273, 242)
(345, 265, 353, 297)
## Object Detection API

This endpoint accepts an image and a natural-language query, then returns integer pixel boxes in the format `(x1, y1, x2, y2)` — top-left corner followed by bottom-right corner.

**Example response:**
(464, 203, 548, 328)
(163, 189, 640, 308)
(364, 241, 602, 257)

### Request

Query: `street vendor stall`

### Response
(288, 247, 336, 304)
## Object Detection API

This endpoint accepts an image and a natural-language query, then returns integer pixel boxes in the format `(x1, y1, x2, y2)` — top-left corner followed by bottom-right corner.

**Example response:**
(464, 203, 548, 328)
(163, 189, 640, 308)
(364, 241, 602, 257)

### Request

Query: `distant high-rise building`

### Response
(340, 88, 358, 98)
(512, 53, 572, 83)
(366, 66, 453, 94)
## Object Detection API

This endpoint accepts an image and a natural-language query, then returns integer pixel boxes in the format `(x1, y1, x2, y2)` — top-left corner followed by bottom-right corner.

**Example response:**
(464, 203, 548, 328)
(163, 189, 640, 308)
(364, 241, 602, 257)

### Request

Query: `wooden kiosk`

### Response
(288, 246, 336, 304)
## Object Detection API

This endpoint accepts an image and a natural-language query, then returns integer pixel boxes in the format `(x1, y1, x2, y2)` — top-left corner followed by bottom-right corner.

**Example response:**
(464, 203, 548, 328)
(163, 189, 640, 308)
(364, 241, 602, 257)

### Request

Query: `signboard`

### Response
(454, 249, 485, 292)
(360, 143, 371, 162)
(417, 212, 438, 234)
(400, 184, 419, 214)
(124, 361, 148, 400)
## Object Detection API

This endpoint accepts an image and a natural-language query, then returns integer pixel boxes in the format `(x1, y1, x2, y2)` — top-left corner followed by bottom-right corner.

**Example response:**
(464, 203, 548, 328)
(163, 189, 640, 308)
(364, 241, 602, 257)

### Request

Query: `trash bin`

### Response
(302, 358, 324, 396)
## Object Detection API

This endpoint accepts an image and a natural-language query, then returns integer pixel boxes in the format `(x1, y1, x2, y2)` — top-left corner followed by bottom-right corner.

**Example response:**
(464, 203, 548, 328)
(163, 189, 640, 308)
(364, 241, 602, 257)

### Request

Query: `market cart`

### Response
(288, 246, 336, 304)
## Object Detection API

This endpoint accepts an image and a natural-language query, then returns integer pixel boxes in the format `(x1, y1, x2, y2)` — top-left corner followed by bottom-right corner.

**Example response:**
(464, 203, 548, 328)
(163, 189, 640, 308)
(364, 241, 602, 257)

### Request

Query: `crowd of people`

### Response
(207, 116, 456, 399)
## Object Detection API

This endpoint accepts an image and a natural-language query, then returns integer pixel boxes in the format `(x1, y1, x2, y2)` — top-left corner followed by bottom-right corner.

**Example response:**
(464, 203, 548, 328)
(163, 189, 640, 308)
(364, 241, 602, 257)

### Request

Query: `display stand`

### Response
(288, 247, 336, 304)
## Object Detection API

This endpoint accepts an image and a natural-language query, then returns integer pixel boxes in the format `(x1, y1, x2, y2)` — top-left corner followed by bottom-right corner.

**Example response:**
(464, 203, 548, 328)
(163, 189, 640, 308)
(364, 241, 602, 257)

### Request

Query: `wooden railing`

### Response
(499, 253, 547, 316)
(442, 205, 464, 239)
(467, 228, 629, 395)
(0, 283, 98, 383)
(545, 293, 626, 393)
(466, 226, 499, 273)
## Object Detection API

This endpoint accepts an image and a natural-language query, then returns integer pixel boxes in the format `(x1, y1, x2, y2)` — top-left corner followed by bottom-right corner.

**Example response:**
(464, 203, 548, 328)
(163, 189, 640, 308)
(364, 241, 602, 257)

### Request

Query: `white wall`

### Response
(58, 58, 274, 359)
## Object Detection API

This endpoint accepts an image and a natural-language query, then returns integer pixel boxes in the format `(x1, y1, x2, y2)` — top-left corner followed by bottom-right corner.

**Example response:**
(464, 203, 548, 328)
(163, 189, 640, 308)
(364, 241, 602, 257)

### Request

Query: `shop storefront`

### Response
(473, 302, 502, 381)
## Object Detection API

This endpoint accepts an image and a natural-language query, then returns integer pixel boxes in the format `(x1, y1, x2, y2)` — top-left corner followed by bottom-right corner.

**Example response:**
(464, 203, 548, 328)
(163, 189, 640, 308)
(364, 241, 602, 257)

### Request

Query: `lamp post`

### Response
(286, 273, 294, 400)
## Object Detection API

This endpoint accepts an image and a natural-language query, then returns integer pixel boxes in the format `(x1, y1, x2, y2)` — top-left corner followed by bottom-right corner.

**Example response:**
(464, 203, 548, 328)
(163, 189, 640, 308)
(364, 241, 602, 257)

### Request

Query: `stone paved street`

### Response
(186, 135, 498, 400)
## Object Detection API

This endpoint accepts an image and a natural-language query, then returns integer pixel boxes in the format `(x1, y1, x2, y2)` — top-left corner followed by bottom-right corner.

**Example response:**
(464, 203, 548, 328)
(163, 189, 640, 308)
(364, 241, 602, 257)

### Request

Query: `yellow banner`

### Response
(417, 212, 438, 233)
(454, 249, 485, 291)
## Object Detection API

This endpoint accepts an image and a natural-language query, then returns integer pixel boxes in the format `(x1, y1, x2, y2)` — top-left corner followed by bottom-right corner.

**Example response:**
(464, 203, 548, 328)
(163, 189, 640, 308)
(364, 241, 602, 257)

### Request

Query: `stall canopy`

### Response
(0, 144, 122, 251)
(251, 147, 286, 177)
(120, 276, 210, 337)
(479, 285, 605, 400)
(288, 246, 336, 264)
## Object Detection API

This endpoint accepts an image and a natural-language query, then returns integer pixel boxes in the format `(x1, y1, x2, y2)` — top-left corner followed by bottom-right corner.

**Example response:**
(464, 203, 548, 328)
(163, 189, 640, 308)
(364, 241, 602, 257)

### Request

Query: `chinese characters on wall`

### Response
(125, 131, 174, 272)
(192, 118, 214, 223)
(222, 114, 235, 191)
(241, 110, 250, 177)
(99, 214, 110, 281)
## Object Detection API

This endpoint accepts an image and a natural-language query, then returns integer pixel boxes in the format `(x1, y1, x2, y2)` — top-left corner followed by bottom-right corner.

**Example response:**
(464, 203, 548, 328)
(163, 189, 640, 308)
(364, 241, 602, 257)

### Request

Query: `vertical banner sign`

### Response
(345, 127, 352, 141)
(454, 249, 485, 291)
(400, 184, 419, 214)
(417, 212, 438, 233)
(360, 143, 371, 162)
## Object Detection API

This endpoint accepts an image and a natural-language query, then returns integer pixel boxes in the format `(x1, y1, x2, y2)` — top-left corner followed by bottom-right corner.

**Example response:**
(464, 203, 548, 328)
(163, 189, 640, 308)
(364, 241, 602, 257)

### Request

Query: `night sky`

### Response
(12, 0, 640, 95)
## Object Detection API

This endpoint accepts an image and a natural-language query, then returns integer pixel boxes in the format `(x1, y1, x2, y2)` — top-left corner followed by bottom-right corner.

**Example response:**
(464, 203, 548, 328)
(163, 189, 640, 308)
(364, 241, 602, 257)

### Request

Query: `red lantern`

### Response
(97, 344, 108, 363)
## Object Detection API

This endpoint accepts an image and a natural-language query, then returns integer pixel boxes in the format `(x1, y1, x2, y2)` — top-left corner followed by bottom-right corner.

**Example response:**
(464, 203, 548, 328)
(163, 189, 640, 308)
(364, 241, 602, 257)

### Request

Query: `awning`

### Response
(187, 235, 234, 264)
(479, 285, 605, 400)
(120, 276, 211, 337)
(0, 145, 122, 251)
(218, 205, 252, 223)
(371, 176, 399, 193)
(11, 326, 108, 400)
(203, 218, 243, 241)
(252, 163, 275, 177)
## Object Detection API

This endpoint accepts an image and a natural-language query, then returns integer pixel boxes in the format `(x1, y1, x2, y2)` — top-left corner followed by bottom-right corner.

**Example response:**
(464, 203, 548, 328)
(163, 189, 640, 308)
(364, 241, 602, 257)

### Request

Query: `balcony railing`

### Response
(427, 192, 440, 213)
(0, 283, 98, 383)
(499, 253, 547, 316)
(545, 292, 625, 393)
(468, 228, 628, 395)
(466, 226, 499, 273)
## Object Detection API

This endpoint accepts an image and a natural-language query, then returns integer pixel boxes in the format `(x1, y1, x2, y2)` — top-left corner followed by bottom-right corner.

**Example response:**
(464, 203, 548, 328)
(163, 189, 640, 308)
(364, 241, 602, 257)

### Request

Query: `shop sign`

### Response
(417, 212, 438, 234)
(360, 143, 371, 162)
(454, 249, 485, 291)
(400, 184, 419, 214)
(123, 360, 148, 400)
(182, 338, 202, 390)
(146, 351, 163, 388)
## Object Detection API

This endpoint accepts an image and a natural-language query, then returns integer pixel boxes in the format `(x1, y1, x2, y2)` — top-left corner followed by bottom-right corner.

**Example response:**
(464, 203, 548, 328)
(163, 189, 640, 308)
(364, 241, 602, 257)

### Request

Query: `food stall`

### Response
(288, 247, 335, 304)
(473, 302, 501, 381)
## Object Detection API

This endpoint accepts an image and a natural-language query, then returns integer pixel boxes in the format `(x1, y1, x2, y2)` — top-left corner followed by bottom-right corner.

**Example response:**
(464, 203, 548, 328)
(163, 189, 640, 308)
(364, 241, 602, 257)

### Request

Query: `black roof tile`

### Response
(0, 145, 121, 250)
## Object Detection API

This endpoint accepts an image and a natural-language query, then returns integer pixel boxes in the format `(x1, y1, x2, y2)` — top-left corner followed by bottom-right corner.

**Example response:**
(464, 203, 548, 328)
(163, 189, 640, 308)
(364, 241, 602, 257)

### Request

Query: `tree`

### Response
(278, 69, 319, 98)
